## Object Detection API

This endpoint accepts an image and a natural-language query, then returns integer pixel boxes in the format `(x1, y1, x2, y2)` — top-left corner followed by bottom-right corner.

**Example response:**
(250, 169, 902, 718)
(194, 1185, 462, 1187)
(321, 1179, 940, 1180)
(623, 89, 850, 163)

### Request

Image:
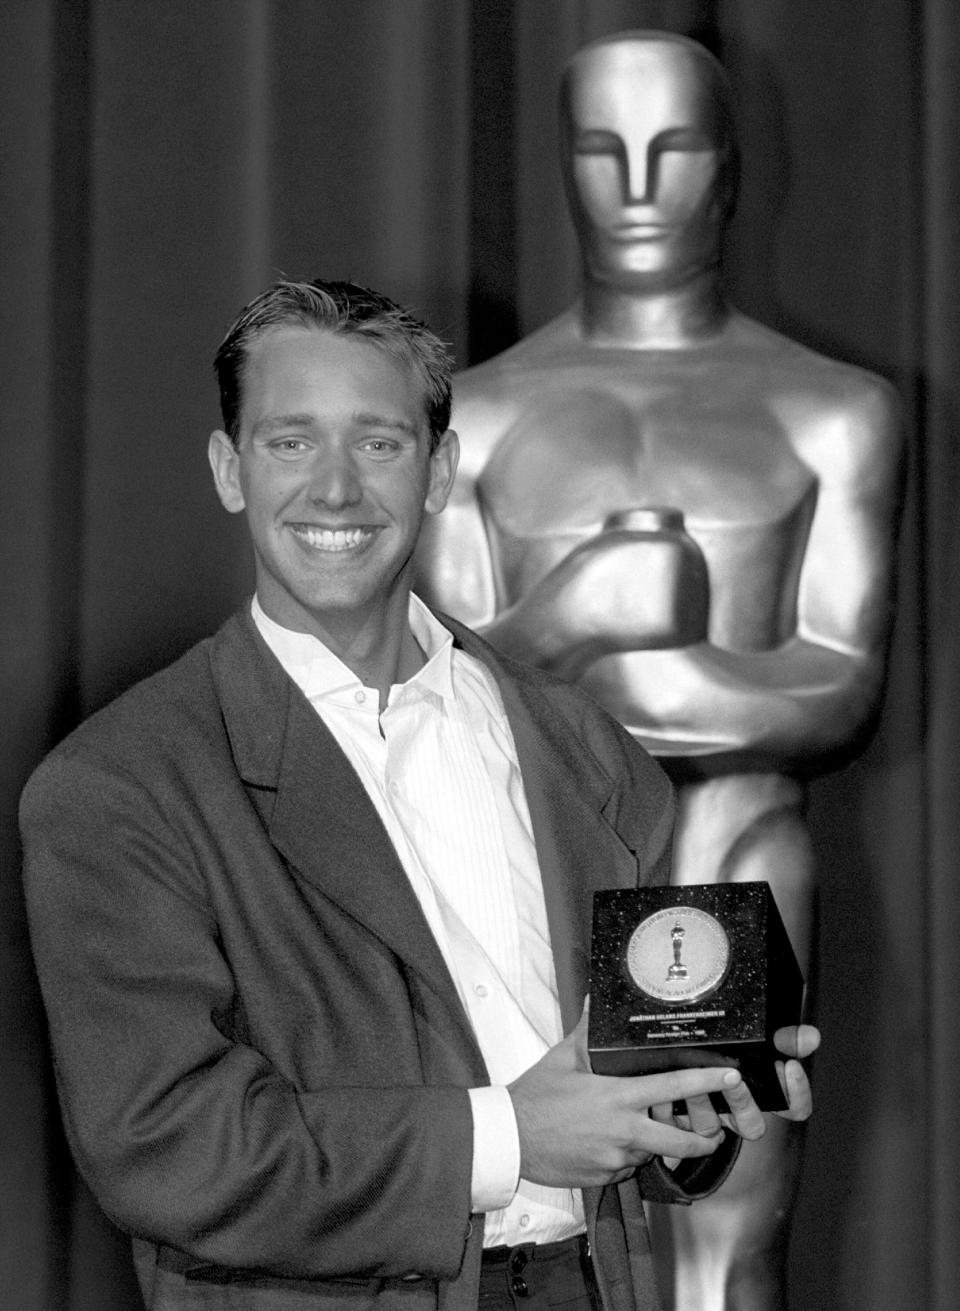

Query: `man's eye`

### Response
(362, 439, 398, 454)
(270, 438, 308, 454)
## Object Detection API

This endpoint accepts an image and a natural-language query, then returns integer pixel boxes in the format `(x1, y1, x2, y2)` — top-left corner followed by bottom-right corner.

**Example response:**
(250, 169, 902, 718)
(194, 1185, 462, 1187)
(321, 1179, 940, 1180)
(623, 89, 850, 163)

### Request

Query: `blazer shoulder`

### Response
(20, 626, 234, 828)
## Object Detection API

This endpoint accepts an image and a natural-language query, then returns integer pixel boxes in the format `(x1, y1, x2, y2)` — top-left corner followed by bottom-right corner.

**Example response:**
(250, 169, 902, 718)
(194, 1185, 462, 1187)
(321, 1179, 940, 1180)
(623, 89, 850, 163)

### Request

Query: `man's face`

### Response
(209, 326, 458, 641)
(562, 40, 727, 291)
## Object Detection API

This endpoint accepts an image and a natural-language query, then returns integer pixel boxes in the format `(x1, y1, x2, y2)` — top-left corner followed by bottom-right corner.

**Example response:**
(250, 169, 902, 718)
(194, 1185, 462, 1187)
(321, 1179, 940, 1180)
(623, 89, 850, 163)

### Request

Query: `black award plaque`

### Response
(588, 882, 804, 1111)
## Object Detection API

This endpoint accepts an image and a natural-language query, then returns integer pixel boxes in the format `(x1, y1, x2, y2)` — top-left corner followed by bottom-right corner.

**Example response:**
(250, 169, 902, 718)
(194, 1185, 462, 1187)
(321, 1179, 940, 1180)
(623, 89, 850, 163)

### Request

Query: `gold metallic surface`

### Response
(415, 30, 902, 1311)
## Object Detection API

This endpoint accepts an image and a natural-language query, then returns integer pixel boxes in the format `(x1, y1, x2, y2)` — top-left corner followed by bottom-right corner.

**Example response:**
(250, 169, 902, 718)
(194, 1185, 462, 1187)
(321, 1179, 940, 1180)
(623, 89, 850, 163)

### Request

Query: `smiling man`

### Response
(208, 311, 459, 699)
(20, 279, 817, 1311)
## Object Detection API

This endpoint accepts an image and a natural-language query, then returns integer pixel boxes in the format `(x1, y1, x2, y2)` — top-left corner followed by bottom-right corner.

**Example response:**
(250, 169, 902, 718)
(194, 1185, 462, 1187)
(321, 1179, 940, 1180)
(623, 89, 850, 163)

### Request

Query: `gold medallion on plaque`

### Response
(626, 905, 731, 1005)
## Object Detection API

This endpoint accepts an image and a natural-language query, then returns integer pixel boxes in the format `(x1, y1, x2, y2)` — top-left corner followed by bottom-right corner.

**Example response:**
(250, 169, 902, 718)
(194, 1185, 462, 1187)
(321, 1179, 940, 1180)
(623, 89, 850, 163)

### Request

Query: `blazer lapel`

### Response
(209, 609, 477, 1048)
(444, 619, 643, 1036)
(505, 684, 641, 1035)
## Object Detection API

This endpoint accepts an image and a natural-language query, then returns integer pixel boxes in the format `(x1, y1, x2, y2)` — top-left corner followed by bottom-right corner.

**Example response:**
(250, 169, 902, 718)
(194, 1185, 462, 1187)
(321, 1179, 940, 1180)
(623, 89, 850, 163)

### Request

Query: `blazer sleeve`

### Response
(19, 747, 475, 1283)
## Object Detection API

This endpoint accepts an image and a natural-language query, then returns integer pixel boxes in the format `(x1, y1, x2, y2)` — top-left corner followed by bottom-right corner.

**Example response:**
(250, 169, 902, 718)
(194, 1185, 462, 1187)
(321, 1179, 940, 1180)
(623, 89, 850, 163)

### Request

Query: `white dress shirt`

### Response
(251, 595, 584, 1245)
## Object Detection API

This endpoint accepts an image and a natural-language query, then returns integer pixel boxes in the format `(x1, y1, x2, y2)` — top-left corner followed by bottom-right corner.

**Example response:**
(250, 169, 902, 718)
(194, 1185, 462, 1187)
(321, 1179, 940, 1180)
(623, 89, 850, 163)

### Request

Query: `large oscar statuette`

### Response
(588, 883, 804, 1110)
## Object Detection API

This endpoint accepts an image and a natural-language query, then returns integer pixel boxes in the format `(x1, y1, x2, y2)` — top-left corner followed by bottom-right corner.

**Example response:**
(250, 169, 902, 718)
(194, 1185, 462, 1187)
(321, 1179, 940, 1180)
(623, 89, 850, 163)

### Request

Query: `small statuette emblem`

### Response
(667, 921, 689, 980)
(626, 905, 730, 1005)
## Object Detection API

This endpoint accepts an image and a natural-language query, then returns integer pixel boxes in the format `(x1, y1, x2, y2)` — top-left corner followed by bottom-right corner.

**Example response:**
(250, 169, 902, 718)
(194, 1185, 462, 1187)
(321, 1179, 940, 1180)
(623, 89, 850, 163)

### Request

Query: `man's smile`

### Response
(288, 524, 378, 552)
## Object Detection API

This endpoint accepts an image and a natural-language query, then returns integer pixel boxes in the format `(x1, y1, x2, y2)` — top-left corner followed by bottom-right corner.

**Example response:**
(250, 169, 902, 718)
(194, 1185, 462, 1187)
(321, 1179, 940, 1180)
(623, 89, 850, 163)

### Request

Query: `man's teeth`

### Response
(293, 526, 372, 551)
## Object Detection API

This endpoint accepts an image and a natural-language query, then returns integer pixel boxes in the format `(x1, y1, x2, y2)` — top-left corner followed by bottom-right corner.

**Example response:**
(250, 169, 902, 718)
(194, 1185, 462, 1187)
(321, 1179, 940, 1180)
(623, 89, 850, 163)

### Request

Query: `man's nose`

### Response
(307, 447, 363, 507)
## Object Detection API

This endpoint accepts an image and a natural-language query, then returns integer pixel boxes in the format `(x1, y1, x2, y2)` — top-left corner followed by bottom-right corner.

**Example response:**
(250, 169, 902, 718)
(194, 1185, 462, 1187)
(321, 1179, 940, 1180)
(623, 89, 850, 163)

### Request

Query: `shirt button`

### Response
(389, 780, 400, 796)
(354, 689, 366, 704)
(474, 983, 488, 998)
(518, 1214, 530, 1229)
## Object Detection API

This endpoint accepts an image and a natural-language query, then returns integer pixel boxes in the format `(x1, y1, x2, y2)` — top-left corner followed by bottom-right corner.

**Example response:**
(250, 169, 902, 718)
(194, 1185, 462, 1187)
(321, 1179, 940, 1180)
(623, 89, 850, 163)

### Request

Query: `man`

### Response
(414, 31, 902, 1311)
(21, 279, 817, 1311)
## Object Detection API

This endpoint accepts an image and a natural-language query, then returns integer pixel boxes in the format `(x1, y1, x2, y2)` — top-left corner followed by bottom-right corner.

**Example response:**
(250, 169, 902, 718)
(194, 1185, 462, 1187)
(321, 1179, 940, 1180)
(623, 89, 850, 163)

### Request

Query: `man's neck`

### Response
(579, 266, 728, 348)
(339, 629, 422, 712)
(257, 592, 425, 712)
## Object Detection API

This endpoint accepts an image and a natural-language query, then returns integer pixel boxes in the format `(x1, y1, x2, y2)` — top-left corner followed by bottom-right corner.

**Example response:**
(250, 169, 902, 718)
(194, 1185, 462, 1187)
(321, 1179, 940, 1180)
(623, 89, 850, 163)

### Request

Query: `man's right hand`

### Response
(507, 1004, 759, 1188)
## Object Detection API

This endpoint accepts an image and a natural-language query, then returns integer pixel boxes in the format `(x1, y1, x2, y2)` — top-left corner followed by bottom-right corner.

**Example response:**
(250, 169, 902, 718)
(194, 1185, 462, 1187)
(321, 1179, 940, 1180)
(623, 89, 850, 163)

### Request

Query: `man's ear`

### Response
(208, 429, 245, 513)
(424, 429, 460, 516)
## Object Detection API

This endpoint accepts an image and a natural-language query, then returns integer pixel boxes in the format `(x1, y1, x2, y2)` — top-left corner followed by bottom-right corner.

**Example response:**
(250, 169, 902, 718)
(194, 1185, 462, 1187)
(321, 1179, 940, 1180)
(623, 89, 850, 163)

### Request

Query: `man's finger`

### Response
(776, 1059, 814, 1121)
(772, 1024, 820, 1060)
(623, 1066, 743, 1108)
(719, 1075, 766, 1140)
(631, 1116, 731, 1162)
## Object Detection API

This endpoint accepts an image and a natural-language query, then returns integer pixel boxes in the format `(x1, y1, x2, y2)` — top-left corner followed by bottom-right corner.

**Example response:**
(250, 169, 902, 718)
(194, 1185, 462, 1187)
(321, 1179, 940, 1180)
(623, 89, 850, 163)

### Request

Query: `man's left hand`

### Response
(651, 1023, 821, 1143)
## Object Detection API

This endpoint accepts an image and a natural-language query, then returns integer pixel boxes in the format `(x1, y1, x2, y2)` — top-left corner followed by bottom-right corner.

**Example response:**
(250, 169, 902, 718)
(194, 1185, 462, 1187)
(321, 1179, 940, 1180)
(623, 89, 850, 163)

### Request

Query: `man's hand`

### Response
(770, 1023, 820, 1121)
(651, 1022, 822, 1151)
(509, 1005, 752, 1188)
(509, 1009, 822, 1188)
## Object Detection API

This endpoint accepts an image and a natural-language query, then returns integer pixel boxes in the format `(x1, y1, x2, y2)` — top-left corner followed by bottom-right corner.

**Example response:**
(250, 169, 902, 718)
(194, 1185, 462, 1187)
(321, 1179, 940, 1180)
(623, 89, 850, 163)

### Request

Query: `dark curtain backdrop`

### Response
(2, 2, 957, 1309)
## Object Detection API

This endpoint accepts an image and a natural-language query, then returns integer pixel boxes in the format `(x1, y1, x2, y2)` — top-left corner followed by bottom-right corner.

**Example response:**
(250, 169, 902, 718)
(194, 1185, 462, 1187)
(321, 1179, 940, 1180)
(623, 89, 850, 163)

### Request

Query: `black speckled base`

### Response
(588, 882, 804, 1111)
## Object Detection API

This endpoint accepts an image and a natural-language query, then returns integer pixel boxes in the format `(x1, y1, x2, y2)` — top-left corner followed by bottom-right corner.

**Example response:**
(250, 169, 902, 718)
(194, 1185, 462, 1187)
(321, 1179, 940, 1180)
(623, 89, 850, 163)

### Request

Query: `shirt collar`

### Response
(250, 593, 455, 705)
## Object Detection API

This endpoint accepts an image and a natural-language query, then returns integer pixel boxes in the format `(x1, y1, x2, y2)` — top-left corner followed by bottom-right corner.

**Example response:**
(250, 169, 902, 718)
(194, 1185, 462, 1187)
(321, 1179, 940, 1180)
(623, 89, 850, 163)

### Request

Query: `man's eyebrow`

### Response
(250, 411, 421, 437)
(250, 413, 315, 436)
(351, 411, 421, 436)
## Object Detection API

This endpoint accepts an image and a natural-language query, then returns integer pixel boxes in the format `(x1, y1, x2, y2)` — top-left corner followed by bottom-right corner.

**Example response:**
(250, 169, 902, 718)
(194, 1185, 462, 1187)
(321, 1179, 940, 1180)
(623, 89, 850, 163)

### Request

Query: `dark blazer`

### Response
(20, 607, 735, 1311)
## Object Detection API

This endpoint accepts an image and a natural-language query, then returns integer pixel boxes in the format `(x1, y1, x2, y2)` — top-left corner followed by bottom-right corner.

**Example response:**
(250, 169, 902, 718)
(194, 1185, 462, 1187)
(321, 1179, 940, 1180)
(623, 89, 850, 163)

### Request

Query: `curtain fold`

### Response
(923, 2, 960, 1303)
(1, 2, 955, 1308)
